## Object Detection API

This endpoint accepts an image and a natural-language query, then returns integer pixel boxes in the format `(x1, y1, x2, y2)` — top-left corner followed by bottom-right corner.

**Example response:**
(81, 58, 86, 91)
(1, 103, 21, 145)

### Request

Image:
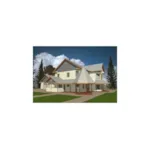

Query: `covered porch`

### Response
(45, 82, 94, 93)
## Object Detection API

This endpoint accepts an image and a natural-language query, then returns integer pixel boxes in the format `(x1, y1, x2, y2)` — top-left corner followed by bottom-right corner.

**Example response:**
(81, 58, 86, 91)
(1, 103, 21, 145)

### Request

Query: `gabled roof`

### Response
(85, 63, 104, 72)
(47, 75, 64, 83)
(95, 79, 108, 84)
(40, 73, 107, 84)
(74, 67, 94, 84)
(46, 75, 75, 84)
(39, 74, 49, 83)
(53, 58, 104, 73)
(54, 59, 82, 72)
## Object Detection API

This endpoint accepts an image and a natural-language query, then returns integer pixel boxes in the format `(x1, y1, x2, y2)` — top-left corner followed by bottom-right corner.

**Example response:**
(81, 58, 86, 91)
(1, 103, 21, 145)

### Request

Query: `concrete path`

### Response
(33, 89, 116, 102)
(64, 90, 116, 103)
(33, 92, 82, 98)
(34, 93, 56, 98)
(56, 92, 84, 96)
(63, 92, 105, 103)
(33, 89, 49, 93)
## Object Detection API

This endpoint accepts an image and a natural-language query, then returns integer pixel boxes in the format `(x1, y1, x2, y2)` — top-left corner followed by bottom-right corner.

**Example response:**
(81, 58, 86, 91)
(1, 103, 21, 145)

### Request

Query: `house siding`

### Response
(90, 72, 103, 81)
(55, 70, 77, 80)
(78, 85, 86, 92)
(40, 82, 47, 89)
(89, 73, 96, 81)
(57, 61, 79, 72)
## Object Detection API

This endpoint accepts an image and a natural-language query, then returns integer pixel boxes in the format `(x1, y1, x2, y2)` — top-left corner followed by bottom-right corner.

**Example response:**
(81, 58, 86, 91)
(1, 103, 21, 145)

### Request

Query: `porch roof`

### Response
(85, 63, 104, 72)
(41, 73, 107, 85)
(95, 79, 108, 84)
(47, 75, 75, 84)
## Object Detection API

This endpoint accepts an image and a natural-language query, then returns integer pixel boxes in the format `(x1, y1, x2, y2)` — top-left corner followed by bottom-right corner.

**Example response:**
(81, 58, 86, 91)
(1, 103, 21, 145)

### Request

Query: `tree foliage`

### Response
(107, 56, 117, 89)
(36, 60, 44, 88)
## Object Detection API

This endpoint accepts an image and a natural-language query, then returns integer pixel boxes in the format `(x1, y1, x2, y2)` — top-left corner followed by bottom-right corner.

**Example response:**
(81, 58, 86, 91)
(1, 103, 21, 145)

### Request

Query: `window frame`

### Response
(67, 72, 70, 77)
(96, 85, 100, 89)
(76, 70, 79, 76)
(58, 84, 62, 88)
(96, 73, 100, 76)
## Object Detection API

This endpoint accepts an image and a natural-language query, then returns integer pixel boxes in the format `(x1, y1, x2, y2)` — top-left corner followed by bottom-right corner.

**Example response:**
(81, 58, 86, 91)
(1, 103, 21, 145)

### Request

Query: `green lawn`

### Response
(86, 91, 117, 103)
(33, 92, 47, 96)
(33, 95, 80, 103)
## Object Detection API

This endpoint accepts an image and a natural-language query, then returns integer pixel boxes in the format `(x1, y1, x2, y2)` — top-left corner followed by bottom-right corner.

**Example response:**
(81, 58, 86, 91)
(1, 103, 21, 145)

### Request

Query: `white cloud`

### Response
(33, 52, 85, 77)
(70, 58, 85, 66)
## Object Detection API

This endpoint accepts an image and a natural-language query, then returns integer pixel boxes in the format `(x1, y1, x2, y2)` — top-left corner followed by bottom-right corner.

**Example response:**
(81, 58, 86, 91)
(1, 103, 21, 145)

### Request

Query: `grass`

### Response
(33, 92, 47, 96)
(33, 95, 80, 103)
(86, 91, 117, 103)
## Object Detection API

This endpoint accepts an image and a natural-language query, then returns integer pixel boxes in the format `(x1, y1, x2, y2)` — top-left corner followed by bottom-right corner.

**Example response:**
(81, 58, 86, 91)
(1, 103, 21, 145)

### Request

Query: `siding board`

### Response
(57, 61, 78, 72)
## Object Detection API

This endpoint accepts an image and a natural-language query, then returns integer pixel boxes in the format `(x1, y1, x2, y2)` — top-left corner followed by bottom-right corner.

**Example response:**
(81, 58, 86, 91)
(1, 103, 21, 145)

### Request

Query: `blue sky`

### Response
(33, 46, 117, 68)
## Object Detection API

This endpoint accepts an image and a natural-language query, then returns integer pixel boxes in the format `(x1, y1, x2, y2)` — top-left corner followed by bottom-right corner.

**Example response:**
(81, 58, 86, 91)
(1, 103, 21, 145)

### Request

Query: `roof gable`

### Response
(74, 67, 94, 84)
(85, 63, 104, 72)
(54, 59, 81, 72)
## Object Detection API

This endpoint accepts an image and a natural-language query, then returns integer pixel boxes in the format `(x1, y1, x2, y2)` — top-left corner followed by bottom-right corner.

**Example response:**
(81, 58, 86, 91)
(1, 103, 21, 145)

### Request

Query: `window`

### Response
(96, 85, 100, 89)
(96, 73, 100, 76)
(67, 72, 70, 77)
(58, 84, 62, 88)
(76, 70, 79, 76)
(67, 84, 69, 87)
(57, 74, 59, 77)
(83, 84, 84, 88)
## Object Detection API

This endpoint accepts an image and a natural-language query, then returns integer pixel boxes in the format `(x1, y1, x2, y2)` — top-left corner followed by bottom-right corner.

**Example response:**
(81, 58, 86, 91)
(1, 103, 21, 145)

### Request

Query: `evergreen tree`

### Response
(107, 56, 117, 89)
(33, 69, 36, 88)
(36, 60, 44, 88)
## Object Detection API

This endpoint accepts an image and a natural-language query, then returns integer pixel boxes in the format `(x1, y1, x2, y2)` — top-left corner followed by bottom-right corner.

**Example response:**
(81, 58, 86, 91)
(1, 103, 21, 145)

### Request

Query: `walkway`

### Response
(63, 92, 104, 103)
(33, 89, 49, 93)
(33, 89, 116, 102)
(34, 93, 56, 98)
(64, 90, 116, 103)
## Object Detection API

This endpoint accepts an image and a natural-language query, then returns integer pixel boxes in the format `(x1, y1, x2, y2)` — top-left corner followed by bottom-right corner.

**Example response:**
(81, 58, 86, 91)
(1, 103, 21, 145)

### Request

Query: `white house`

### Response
(40, 59, 107, 92)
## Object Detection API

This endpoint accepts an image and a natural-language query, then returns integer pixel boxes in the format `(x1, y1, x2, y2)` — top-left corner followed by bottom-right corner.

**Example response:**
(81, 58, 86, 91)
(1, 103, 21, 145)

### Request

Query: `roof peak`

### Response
(54, 58, 82, 72)
(74, 67, 94, 84)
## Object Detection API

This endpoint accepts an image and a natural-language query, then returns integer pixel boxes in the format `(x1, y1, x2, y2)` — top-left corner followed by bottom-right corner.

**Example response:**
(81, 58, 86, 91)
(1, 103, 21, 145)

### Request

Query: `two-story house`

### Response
(40, 59, 107, 92)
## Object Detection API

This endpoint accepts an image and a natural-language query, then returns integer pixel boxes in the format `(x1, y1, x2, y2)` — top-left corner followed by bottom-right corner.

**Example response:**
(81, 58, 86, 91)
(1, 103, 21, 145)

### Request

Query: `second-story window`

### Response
(96, 73, 100, 76)
(67, 72, 70, 77)
(58, 74, 59, 77)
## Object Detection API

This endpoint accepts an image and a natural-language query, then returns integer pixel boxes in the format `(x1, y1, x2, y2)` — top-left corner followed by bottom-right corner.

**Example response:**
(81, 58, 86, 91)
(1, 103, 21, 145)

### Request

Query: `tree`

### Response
(107, 56, 117, 89)
(36, 60, 44, 88)
(33, 69, 36, 88)
(44, 65, 55, 75)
